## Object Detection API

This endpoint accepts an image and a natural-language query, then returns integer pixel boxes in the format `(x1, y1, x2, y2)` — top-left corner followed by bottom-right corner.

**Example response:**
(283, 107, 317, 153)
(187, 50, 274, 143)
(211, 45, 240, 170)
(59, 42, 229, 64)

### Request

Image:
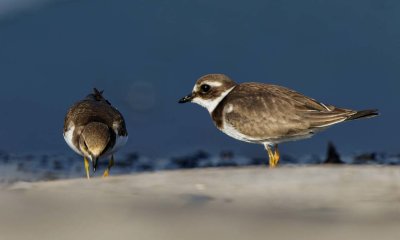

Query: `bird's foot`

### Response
(266, 144, 280, 168)
(102, 155, 115, 178)
(102, 169, 110, 178)
(272, 145, 280, 167)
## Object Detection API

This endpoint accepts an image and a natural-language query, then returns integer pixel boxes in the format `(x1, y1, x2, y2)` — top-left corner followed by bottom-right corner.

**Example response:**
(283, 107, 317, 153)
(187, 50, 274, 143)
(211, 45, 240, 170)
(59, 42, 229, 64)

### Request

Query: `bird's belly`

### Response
(219, 121, 262, 144)
(219, 119, 317, 145)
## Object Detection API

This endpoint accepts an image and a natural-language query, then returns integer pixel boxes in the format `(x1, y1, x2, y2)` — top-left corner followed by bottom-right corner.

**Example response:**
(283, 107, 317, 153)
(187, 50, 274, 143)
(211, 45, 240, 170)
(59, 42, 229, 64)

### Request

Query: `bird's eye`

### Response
(200, 84, 211, 93)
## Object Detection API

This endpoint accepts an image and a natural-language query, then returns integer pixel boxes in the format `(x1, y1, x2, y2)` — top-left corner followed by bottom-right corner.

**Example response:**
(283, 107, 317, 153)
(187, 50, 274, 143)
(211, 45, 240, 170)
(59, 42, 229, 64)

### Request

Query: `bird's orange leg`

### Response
(84, 157, 90, 179)
(103, 155, 115, 178)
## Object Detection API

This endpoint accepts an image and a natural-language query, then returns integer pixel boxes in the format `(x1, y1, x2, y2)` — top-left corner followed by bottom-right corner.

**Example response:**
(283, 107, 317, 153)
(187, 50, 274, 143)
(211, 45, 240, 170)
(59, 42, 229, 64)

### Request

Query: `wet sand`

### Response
(1, 166, 400, 240)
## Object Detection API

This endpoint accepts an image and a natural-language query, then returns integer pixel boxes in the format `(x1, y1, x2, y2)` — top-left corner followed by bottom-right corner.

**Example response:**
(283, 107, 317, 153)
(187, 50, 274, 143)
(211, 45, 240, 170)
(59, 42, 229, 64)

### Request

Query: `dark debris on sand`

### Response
(324, 142, 344, 164)
(0, 143, 398, 182)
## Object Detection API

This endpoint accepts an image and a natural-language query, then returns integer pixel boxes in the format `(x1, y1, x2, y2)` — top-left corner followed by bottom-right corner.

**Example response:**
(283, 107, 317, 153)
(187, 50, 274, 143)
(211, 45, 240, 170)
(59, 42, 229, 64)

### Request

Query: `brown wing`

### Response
(219, 83, 355, 141)
(64, 100, 127, 136)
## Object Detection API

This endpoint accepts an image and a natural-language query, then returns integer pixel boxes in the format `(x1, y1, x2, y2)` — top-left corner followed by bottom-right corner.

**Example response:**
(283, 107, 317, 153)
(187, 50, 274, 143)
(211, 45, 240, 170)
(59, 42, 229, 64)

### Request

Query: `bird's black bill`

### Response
(178, 93, 194, 103)
(93, 158, 98, 172)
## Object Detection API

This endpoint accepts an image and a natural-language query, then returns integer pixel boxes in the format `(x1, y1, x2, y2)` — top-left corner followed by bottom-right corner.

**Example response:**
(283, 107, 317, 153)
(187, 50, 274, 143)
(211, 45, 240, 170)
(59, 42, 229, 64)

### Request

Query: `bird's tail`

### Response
(347, 109, 379, 121)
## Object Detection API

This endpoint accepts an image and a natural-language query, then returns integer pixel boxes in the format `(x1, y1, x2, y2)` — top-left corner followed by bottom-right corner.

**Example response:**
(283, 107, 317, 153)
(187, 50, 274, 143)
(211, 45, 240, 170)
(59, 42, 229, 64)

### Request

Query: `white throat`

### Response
(192, 86, 235, 113)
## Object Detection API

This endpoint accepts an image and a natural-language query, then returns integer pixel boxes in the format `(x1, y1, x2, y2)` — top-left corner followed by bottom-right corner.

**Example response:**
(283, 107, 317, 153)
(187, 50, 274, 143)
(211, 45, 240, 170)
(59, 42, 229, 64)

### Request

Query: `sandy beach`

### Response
(1, 166, 400, 240)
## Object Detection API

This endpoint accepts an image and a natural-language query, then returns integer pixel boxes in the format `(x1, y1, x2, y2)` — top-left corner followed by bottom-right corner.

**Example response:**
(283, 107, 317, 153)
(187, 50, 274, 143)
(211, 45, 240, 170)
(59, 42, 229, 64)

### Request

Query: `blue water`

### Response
(0, 0, 397, 158)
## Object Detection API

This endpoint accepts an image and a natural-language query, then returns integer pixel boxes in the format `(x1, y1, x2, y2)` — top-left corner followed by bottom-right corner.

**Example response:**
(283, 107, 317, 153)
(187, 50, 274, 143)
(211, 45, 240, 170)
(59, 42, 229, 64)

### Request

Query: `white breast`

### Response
(63, 126, 83, 156)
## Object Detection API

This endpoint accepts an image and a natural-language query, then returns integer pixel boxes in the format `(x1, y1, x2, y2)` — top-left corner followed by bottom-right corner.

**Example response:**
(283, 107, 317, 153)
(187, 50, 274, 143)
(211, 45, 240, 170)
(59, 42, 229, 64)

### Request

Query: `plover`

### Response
(179, 74, 378, 167)
(63, 88, 128, 178)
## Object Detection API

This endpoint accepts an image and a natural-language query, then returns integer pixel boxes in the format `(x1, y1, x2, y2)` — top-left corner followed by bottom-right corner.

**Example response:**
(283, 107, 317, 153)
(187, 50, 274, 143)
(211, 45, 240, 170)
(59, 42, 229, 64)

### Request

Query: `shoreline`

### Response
(2, 166, 400, 240)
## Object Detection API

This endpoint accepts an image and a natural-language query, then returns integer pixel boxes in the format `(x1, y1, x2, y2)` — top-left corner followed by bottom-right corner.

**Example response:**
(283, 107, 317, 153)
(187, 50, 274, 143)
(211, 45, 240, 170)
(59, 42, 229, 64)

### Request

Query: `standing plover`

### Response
(64, 88, 128, 178)
(179, 74, 378, 167)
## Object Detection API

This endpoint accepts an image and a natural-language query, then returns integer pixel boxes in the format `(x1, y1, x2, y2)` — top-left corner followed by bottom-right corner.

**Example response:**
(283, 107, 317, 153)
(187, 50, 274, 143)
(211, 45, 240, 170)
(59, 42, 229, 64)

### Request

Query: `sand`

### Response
(1, 166, 400, 240)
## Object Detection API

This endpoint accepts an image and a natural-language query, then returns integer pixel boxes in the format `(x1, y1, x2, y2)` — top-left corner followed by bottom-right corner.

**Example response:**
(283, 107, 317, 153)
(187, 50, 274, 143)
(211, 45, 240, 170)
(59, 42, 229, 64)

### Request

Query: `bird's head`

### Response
(178, 74, 237, 113)
(79, 122, 111, 172)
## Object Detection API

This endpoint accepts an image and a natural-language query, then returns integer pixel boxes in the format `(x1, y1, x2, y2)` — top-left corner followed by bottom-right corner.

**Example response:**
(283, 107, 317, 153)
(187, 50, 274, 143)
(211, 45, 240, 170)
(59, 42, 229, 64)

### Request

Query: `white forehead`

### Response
(192, 80, 223, 91)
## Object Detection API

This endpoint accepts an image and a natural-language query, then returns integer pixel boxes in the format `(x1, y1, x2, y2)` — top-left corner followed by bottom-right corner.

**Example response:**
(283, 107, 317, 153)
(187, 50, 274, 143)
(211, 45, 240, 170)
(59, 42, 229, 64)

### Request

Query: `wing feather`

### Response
(221, 83, 356, 141)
